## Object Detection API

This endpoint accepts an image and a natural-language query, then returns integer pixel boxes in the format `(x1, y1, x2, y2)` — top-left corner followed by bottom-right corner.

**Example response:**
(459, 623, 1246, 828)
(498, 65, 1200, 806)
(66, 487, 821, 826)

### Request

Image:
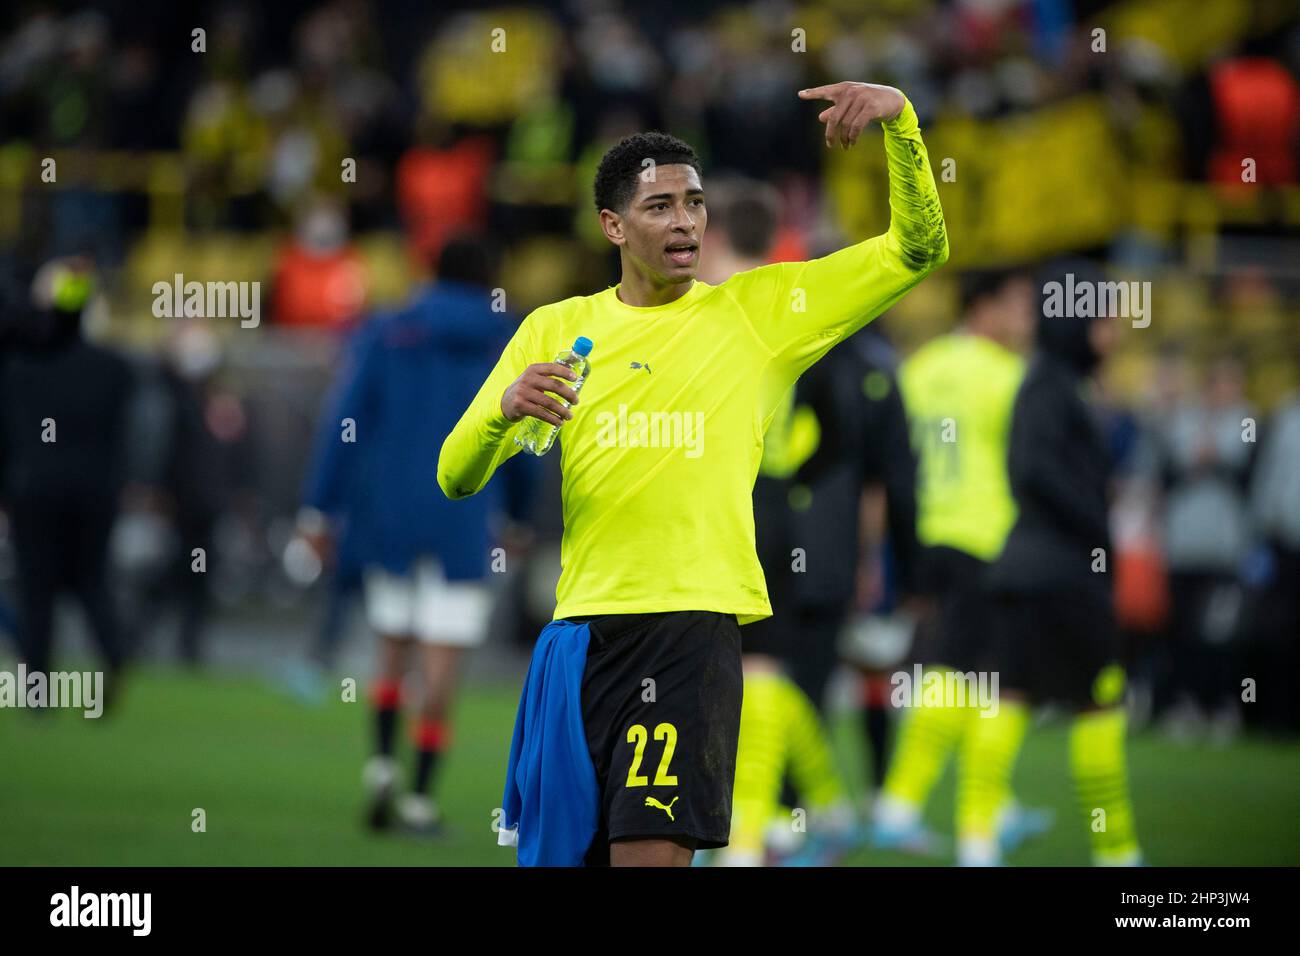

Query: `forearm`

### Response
(757, 97, 947, 371)
(303, 387, 357, 513)
(305, 324, 379, 512)
(438, 314, 542, 500)
(880, 99, 949, 273)
(302, 433, 346, 514)
(438, 402, 521, 500)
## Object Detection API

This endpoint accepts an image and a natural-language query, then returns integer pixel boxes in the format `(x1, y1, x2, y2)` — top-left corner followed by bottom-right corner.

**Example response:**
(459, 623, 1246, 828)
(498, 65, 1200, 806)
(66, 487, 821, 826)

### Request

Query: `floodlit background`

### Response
(1, 0, 1298, 865)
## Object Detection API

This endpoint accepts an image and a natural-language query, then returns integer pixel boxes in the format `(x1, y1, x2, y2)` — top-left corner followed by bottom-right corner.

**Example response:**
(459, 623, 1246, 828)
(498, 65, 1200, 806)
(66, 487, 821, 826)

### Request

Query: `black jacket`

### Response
(989, 313, 1112, 594)
(0, 318, 134, 503)
(790, 327, 919, 607)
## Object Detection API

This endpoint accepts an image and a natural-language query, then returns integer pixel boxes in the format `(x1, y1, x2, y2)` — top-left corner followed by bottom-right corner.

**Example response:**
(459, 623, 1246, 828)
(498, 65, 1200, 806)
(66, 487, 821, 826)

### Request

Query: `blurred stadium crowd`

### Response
(1, 0, 1299, 748)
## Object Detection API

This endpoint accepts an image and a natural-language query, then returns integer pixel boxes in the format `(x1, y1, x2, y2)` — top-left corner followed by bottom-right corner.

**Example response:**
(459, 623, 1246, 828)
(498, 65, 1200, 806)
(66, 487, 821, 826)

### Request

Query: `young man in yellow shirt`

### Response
(440, 81, 948, 866)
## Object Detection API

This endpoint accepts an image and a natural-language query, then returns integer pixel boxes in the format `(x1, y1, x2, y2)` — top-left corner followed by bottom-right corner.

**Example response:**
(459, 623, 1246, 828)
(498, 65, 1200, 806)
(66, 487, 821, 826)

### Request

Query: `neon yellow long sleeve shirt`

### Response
(439, 99, 947, 624)
(900, 333, 1024, 561)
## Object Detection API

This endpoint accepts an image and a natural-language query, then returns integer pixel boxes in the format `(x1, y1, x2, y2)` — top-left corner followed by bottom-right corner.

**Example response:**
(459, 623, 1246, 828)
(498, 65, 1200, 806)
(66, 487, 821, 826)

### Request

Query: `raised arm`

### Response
(738, 83, 948, 378)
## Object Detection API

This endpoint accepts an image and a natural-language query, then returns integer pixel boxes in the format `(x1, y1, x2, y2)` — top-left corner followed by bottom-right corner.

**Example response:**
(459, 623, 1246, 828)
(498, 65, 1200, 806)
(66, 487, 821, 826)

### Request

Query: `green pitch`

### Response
(1, 668, 1297, 866)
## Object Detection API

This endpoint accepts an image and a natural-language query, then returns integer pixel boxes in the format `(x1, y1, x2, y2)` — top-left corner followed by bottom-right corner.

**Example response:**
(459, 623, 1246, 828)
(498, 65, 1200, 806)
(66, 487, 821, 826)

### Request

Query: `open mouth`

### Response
(665, 242, 699, 267)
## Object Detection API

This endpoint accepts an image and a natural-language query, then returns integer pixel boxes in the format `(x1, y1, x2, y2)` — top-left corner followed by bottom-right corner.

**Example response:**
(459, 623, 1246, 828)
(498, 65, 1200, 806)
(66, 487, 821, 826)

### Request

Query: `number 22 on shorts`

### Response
(625, 722, 679, 787)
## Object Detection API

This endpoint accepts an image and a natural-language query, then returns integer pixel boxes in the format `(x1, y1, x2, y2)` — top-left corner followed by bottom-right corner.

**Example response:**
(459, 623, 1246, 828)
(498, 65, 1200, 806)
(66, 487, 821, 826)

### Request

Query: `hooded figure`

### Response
(989, 261, 1115, 594)
(965, 261, 1142, 868)
(0, 257, 133, 686)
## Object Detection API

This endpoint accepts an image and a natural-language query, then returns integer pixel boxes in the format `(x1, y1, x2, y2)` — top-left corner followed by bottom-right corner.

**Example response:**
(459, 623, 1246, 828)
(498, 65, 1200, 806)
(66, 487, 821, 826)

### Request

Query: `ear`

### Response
(599, 208, 626, 247)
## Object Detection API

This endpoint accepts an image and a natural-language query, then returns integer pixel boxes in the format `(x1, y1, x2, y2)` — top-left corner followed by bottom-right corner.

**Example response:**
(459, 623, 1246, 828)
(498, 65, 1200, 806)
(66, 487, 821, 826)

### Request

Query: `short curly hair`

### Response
(593, 131, 702, 214)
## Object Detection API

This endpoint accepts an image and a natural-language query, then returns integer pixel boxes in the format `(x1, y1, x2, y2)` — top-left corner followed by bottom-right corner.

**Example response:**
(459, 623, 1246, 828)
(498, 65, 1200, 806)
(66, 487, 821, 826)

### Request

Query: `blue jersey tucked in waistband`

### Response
(498, 619, 599, 866)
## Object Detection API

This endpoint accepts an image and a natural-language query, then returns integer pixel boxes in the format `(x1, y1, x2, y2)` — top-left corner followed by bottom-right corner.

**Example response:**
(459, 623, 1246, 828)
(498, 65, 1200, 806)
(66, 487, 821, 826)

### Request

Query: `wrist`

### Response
(881, 87, 906, 122)
(880, 96, 916, 132)
(497, 391, 520, 427)
(485, 398, 519, 438)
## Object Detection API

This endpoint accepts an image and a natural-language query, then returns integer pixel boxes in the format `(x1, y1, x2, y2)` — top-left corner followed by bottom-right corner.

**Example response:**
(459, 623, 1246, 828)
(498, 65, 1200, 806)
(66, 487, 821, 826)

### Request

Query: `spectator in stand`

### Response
(1247, 373, 1300, 733)
(1152, 353, 1257, 744)
(271, 199, 369, 330)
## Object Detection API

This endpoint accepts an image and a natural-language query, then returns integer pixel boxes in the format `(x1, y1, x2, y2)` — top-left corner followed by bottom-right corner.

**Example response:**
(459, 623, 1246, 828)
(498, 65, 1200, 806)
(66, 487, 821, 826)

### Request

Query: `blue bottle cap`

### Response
(573, 336, 594, 357)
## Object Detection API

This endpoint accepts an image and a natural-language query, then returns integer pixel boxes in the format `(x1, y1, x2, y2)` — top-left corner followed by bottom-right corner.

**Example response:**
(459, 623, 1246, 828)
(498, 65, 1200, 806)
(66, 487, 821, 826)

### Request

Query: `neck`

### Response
(617, 258, 694, 308)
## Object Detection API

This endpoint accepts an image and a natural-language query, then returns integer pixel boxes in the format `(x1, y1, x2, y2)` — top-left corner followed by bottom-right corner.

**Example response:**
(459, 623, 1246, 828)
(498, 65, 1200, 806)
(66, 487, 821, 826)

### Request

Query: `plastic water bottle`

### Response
(515, 336, 593, 456)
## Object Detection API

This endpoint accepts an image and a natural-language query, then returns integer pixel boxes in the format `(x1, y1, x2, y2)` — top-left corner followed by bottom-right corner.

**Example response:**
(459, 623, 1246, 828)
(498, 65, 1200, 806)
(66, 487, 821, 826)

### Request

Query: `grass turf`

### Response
(2, 667, 1297, 866)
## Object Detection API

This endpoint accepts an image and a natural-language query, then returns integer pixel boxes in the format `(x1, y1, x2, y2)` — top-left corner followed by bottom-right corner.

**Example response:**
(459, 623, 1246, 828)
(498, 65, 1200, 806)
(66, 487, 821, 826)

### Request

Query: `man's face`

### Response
(601, 164, 707, 285)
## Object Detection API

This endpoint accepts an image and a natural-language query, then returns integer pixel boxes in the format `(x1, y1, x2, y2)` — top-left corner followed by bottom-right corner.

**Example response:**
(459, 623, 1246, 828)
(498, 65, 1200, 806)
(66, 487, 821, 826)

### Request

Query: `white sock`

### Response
(873, 795, 922, 831)
(957, 835, 1001, 867)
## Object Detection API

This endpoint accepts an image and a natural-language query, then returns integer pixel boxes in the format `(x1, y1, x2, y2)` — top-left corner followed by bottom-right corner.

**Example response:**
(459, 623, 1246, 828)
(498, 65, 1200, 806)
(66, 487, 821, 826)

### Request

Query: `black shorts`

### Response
(912, 546, 995, 672)
(572, 610, 743, 862)
(987, 587, 1126, 709)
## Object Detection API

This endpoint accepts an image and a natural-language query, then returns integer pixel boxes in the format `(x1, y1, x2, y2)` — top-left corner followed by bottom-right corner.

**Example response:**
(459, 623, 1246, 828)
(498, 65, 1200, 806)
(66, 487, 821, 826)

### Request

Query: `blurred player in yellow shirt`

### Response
(871, 269, 1050, 861)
